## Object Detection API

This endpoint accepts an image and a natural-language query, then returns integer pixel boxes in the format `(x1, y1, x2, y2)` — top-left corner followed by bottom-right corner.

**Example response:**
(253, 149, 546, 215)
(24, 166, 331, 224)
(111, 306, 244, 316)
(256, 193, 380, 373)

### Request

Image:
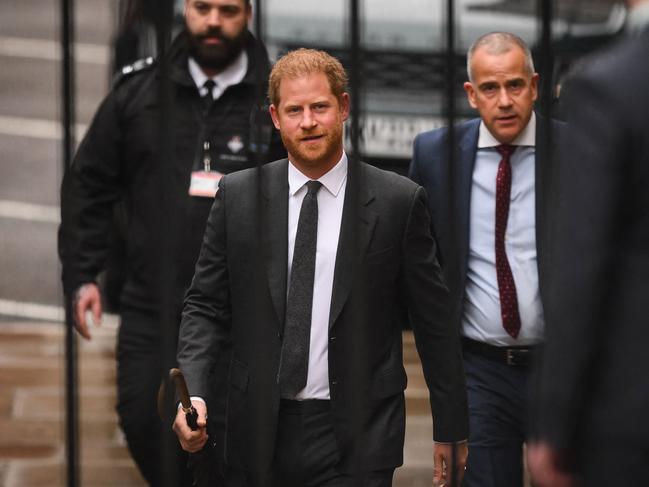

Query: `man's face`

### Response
(270, 72, 349, 177)
(464, 46, 539, 144)
(185, 0, 251, 72)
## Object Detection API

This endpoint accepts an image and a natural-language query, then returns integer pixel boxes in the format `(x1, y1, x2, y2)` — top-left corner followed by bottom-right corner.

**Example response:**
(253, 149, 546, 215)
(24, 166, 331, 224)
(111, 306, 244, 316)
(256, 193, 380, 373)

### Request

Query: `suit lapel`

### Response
(455, 121, 480, 285)
(329, 164, 377, 329)
(262, 160, 289, 330)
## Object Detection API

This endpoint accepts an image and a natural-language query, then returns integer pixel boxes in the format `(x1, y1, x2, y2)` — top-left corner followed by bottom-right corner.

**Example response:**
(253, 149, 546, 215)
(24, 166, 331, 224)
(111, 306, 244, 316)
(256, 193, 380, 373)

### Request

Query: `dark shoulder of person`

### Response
(108, 56, 158, 112)
(112, 56, 156, 89)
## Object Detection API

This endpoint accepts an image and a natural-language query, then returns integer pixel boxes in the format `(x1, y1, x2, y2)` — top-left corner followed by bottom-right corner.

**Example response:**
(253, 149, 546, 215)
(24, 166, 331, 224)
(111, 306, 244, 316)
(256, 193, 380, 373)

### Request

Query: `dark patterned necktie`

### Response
(495, 144, 521, 339)
(202, 79, 215, 111)
(279, 180, 322, 398)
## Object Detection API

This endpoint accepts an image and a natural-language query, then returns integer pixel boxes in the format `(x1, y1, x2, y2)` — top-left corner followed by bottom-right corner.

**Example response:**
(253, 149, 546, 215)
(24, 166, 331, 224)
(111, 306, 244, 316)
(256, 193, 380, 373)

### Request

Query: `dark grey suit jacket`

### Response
(177, 159, 468, 485)
(535, 28, 649, 450)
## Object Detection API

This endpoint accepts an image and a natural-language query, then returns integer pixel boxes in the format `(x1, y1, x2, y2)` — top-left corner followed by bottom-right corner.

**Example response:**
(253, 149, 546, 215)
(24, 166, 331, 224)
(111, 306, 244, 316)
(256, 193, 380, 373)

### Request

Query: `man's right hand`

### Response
(527, 441, 577, 487)
(73, 283, 103, 340)
(173, 400, 208, 453)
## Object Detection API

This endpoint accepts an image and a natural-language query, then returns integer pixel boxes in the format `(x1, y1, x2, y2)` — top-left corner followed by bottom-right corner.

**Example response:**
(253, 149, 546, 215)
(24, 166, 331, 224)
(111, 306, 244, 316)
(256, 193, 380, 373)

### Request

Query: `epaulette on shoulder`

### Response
(112, 56, 156, 86)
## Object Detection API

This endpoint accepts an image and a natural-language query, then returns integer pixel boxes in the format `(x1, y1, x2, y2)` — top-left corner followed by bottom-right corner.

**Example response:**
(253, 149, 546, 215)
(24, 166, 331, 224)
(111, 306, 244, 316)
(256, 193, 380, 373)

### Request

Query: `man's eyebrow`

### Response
(505, 78, 525, 85)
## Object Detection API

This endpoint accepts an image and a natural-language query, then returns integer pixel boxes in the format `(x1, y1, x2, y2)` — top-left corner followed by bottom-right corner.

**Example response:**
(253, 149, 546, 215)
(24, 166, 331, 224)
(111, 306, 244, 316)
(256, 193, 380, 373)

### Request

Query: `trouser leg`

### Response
(461, 349, 528, 487)
(116, 310, 193, 487)
(272, 400, 395, 487)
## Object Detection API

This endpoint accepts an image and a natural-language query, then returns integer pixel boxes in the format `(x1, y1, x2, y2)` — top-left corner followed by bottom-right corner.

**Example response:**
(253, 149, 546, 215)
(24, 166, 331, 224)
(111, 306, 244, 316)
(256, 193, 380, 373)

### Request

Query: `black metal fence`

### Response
(59, 0, 621, 485)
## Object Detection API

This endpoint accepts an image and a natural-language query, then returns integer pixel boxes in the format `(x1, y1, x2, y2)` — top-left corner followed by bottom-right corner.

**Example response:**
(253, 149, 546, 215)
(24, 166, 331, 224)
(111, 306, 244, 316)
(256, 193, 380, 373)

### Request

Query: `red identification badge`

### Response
(189, 170, 222, 198)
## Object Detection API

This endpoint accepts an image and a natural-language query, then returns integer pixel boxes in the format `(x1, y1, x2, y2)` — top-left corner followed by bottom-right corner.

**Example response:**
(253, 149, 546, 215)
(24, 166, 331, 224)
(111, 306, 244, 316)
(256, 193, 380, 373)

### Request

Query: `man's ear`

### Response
(464, 82, 478, 109)
(340, 92, 350, 121)
(269, 104, 281, 130)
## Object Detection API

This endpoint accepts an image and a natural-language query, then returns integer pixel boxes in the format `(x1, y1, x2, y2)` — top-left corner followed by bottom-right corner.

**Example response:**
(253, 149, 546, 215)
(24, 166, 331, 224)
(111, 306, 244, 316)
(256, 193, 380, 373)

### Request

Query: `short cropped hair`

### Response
(268, 48, 348, 106)
(466, 32, 535, 82)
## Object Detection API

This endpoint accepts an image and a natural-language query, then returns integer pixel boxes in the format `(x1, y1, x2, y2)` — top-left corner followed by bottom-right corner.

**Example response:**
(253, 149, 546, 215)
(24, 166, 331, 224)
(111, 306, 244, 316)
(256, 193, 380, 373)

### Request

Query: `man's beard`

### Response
(280, 122, 345, 171)
(187, 26, 248, 72)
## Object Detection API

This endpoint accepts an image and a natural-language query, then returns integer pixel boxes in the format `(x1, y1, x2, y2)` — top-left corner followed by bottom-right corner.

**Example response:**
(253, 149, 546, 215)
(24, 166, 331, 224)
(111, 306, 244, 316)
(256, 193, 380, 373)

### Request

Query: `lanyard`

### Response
(191, 87, 239, 173)
(201, 140, 211, 172)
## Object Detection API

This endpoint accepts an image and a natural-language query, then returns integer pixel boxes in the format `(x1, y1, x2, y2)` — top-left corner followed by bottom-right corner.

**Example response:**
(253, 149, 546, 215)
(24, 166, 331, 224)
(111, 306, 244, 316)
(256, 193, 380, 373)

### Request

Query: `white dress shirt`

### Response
(188, 51, 248, 100)
(462, 113, 544, 346)
(288, 154, 347, 400)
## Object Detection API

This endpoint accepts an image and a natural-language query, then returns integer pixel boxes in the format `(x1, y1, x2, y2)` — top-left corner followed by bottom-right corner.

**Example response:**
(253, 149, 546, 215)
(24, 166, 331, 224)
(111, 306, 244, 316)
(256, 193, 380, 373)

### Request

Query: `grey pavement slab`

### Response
(0, 218, 61, 306)
(0, 323, 449, 486)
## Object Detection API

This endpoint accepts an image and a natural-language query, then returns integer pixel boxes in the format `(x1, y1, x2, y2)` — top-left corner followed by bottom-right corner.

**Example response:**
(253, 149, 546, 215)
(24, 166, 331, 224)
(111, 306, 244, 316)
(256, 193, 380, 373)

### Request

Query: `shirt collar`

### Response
(477, 111, 536, 148)
(187, 50, 248, 96)
(288, 153, 348, 198)
(627, 2, 649, 36)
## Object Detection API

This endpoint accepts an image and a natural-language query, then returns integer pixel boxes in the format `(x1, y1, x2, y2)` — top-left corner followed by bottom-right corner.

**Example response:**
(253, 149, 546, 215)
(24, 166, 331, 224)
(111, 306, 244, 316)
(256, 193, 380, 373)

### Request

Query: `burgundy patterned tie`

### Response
(495, 144, 521, 338)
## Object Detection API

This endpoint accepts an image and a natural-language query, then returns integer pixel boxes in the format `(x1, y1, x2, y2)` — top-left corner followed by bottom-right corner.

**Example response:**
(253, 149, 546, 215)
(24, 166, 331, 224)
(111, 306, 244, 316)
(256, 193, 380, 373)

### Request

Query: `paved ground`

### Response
(0, 321, 444, 487)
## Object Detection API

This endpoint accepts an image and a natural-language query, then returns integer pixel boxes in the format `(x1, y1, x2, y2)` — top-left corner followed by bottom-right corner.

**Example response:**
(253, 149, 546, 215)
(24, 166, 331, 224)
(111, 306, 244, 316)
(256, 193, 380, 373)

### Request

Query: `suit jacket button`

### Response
(331, 380, 338, 386)
(329, 336, 336, 341)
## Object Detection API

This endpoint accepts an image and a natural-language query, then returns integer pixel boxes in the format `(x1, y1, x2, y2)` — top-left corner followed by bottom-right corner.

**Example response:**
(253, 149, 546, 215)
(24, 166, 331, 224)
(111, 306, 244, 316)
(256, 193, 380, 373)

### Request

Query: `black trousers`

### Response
(229, 399, 394, 487)
(116, 309, 194, 487)
(461, 347, 529, 487)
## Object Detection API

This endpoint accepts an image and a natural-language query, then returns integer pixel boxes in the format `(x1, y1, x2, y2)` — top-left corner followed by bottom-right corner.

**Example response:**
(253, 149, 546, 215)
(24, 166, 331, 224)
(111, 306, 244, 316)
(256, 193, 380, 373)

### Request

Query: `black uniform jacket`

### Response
(59, 30, 285, 312)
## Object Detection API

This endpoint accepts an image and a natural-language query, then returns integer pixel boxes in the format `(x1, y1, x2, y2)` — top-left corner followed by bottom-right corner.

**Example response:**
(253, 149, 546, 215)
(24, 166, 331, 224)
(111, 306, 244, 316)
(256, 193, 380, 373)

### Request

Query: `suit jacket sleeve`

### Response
(401, 186, 468, 442)
(177, 177, 232, 399)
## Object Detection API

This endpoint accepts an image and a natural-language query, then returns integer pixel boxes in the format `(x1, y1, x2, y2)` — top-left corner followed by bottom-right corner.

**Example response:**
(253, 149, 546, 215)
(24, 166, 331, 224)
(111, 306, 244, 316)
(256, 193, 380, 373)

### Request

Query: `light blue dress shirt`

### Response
(462, 113, 544, 346)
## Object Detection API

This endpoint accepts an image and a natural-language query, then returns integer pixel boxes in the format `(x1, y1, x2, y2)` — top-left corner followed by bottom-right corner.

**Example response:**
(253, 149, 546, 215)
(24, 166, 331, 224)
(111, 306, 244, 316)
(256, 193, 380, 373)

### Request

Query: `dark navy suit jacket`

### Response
(408, 115, 562, 333)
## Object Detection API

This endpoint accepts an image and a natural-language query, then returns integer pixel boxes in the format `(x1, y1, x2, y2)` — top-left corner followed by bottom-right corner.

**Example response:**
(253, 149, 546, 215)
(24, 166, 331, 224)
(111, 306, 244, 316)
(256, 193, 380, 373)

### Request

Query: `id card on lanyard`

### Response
(189, 98, 224, 198)
(189, 171, 222, 197)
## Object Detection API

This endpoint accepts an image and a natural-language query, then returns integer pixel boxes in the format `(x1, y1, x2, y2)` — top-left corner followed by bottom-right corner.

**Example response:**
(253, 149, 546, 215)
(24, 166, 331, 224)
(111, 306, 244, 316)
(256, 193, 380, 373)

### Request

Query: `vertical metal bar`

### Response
(537, 0, 554, 204)
(254, 0, 265, 170)
(444, 1, 458, 484)
(252, 0, 267, 478)
(538, 0, 554, 119)
(153, 2, 178, 487)
(347, 0, 367, 479)
(349, 0, 361, 163)
(61, 0, 79, 485)
(537, 0, 554, 322)
(445, 0, 456, 137)
(254, 0, 265, 148)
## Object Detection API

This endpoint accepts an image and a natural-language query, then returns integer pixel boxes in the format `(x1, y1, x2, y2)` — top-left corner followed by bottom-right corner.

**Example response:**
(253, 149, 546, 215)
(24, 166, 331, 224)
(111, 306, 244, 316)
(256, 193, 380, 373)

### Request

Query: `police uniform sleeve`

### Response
(59, 88, 125, 297)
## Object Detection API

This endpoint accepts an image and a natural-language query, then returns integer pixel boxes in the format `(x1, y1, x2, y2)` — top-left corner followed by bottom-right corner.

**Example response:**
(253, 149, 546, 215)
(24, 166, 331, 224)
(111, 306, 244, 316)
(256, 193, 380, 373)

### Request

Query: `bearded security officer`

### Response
(58, 1, 285, 486)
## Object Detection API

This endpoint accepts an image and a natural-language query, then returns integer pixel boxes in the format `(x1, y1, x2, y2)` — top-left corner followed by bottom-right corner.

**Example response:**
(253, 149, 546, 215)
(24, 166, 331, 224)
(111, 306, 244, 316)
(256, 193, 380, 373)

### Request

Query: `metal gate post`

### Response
(60, 0, 79, 484)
